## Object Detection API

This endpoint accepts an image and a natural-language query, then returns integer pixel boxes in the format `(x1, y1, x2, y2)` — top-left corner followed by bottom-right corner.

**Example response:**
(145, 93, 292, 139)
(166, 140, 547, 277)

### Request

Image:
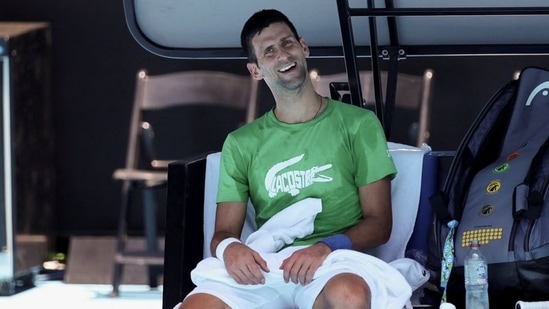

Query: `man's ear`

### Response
(247, 62, 263, 80)
(299, 37, 310, 57)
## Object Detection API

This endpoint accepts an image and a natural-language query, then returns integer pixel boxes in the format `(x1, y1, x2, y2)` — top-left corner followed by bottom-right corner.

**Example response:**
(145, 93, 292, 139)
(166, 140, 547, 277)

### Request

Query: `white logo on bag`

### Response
(525, 81, 549, 106)
(265, 154, 333, 198)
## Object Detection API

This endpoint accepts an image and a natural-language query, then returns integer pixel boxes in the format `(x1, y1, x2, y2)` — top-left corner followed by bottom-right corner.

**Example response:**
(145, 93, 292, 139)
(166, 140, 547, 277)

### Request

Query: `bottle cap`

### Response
(440, 302, 456, 309)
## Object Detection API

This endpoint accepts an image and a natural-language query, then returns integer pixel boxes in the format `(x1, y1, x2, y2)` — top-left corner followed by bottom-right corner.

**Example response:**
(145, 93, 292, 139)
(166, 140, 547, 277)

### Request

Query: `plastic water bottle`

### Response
(464, 240, 489, 309)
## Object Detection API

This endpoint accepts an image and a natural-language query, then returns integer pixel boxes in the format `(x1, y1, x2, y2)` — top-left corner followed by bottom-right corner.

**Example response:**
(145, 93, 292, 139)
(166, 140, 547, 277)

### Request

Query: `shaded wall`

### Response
(2, 1, 549, 249)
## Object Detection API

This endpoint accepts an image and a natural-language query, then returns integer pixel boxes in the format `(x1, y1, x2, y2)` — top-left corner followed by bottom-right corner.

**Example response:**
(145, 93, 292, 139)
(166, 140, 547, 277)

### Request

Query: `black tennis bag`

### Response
(426, 67, 549, 309)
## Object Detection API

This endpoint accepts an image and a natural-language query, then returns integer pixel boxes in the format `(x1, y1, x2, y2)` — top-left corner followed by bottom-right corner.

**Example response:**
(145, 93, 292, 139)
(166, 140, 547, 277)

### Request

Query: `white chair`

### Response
(202, 142, 430, 262)
(200, 142, 434, 308)
(161, 141, 443, 308)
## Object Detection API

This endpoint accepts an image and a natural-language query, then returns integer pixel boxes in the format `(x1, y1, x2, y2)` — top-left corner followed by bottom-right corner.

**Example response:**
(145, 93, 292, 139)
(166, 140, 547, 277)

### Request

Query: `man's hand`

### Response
(279, 243, 331, 285)
(223, 242, 270, 285)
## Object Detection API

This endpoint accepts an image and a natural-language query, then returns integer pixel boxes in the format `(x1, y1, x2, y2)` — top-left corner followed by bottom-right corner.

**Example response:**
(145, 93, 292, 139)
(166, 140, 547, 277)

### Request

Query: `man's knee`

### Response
(315, 273, 371, 309)
(180, 293, 231, 309)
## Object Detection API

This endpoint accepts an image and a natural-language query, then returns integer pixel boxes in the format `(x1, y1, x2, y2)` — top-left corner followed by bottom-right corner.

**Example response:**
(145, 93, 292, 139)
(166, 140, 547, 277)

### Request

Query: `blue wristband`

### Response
(318, 234, 353, 251)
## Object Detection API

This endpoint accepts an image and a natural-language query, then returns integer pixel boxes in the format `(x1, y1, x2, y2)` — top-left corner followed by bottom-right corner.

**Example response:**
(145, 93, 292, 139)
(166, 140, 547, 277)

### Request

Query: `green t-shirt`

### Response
(217, 99, 396, 246)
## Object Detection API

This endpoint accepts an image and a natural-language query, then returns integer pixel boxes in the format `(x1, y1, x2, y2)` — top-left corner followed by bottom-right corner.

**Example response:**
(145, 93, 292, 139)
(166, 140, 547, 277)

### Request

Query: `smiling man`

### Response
(179, 9, 411, 309)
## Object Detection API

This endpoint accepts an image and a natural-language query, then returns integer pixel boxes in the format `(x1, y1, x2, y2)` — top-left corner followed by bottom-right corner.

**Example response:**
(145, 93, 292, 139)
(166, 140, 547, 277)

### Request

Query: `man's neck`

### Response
(272, 85, 325, 124)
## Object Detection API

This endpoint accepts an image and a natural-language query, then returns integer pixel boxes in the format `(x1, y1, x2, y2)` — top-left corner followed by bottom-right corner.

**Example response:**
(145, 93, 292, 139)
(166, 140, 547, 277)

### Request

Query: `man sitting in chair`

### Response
(180, 9, 413, 309)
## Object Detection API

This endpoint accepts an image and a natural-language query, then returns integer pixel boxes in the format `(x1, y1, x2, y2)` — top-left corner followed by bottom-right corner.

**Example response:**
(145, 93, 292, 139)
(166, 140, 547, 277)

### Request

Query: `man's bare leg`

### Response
(180, 293, 231, 309)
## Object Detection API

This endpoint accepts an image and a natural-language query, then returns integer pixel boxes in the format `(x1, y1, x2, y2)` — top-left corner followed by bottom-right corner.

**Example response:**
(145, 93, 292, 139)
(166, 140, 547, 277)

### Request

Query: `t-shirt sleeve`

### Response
(353, 112, 397, 187)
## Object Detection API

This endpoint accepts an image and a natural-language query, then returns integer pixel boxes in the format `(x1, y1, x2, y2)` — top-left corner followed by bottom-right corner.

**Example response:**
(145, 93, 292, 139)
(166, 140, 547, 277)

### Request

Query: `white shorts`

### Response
(181, 245, 417, 309)
(182, 270, 344, 309)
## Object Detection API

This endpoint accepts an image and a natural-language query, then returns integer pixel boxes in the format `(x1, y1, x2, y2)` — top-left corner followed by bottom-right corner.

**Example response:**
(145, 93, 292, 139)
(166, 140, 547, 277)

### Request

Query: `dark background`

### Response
(2, 0, 549, 254)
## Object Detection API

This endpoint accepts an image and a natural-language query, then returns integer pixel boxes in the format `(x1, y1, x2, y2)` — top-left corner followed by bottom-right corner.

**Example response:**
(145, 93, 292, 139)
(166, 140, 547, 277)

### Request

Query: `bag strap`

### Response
(520, 136, 549, 220)
(430, 191, 452, 225)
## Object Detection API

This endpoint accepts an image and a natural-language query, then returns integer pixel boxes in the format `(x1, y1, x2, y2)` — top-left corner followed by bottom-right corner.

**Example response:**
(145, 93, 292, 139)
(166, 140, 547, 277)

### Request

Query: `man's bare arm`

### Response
(280, 176, 393, 285)
(210, 201, 247, 256)
(344, 176, 393, 251)
(211, 201, 269, 285)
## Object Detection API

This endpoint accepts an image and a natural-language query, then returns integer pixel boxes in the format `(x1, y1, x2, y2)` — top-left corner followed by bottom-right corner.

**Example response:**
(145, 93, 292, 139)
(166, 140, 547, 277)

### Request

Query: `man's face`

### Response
(246, 22, 310, 92)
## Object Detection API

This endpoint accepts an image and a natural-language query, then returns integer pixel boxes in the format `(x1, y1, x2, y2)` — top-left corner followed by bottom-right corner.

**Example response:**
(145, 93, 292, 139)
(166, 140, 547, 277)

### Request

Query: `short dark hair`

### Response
(240, 9, 300, 63)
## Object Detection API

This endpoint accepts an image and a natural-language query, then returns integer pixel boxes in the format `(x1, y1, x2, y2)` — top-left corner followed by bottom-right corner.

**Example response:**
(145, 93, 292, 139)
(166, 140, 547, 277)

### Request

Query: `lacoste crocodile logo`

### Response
(265, 154, 333, 198)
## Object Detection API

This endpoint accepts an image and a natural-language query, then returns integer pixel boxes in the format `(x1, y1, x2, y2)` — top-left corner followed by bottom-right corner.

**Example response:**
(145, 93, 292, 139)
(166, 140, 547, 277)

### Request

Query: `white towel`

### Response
(192, 198, 322, 287)
(389, 257, 430, 292)
(191, 197, 422, 309)
(245, 197, 322, 253)
(313, 250, 414, 309)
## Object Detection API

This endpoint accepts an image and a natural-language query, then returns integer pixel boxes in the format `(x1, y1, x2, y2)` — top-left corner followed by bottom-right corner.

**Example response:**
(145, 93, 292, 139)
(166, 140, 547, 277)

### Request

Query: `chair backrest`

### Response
(202, 142, 434, 262)
(124, 69, 259, 171)
(311, 70, 434, 147)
